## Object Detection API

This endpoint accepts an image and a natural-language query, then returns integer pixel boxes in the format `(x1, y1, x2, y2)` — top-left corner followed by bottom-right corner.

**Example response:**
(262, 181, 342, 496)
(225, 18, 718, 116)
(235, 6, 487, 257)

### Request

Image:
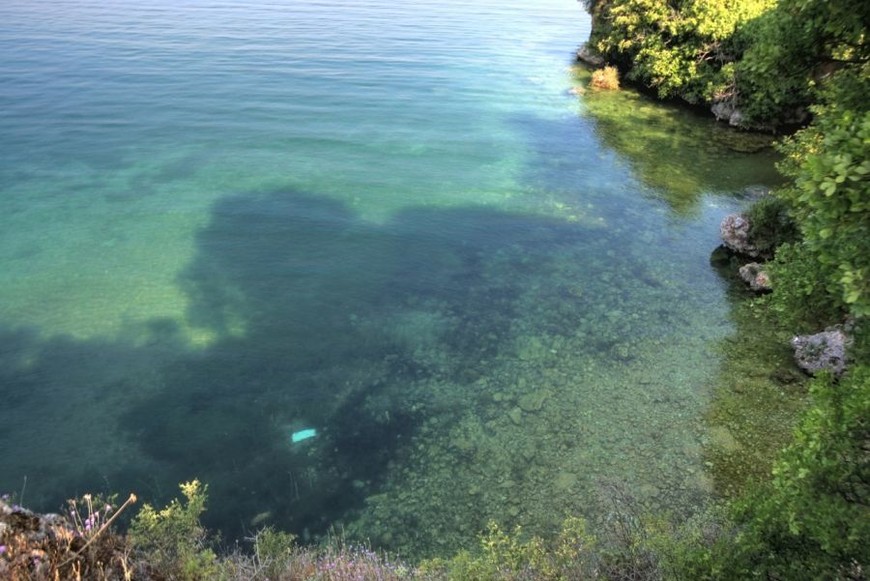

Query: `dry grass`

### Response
(590, 66, 620, 91)
(0, 496, 139, 580)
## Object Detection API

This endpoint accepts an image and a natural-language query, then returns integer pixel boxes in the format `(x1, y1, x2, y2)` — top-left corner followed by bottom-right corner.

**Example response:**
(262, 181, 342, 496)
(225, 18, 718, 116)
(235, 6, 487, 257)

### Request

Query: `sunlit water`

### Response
(1, 0, 781, 557)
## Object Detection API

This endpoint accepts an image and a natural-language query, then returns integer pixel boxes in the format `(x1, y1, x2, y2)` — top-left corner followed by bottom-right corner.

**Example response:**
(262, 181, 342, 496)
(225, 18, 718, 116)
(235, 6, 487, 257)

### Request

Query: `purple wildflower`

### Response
(0, 545, 7, 555)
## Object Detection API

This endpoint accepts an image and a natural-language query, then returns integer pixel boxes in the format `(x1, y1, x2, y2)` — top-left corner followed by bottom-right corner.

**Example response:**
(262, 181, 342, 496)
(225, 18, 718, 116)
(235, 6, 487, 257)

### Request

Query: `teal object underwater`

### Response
(291, 428, 317, 443)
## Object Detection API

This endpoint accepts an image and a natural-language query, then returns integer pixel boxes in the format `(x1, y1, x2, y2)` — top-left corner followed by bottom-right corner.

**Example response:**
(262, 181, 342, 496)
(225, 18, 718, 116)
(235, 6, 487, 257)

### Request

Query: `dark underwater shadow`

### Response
(1, 183, 676, 545)
(118, 187, 627, 541)
(119, 190, 408, 538)
(0, 323, 185, 510)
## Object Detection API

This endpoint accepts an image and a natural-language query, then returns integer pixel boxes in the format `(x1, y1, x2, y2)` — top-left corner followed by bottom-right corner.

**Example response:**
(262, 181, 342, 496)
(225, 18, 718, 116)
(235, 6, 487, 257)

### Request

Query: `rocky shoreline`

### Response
(718, 206, 852, 377)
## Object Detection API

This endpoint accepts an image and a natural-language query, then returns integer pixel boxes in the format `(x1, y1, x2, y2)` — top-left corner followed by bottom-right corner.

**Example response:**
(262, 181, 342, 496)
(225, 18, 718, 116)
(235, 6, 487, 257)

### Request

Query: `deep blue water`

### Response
(1, 0, 781, 557)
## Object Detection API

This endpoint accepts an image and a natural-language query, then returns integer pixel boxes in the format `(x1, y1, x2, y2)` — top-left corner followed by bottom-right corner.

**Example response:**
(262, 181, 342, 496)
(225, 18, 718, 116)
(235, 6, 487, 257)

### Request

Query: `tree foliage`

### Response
(129, 480, 219, 580)
(582, 0, 869, 324)
(587, 0, 774, 103)
(736, 0, 870, 125)
(579, 1, 870, 577)
(583, 0, 869, 127)
(718, 367, 870, 578)
(773, 69, 870, 318)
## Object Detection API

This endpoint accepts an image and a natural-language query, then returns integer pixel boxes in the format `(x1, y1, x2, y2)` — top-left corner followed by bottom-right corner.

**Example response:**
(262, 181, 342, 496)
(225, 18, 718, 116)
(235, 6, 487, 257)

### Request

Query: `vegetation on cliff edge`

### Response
(581, 0, 869, 129)
(578, 0, 869, 577)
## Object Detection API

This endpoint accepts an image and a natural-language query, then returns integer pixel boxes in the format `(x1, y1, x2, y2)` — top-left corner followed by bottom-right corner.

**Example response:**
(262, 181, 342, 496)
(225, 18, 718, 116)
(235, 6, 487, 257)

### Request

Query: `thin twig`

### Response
(59, 493, 138, 568)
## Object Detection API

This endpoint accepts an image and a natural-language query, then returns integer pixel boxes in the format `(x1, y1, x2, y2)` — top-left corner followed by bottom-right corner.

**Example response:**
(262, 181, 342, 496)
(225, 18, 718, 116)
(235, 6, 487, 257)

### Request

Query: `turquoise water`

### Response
(1, 0, 781, 557)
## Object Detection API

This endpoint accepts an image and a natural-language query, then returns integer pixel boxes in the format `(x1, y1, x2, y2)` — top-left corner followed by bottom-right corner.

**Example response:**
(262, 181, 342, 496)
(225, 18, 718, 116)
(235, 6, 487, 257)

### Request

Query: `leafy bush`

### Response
(419, 518, 600, 580)
(774, 75, 870, 317)
(745, 195, 799, 258)
(717, 367, 870, 578)
(129, 480, 219, 580)
(765, 242, 847, 331)
(735, 0, 870, 126)
(251, 527, 298, 578)
(588, 0, 775, 103)
(583, 0, 868, 129)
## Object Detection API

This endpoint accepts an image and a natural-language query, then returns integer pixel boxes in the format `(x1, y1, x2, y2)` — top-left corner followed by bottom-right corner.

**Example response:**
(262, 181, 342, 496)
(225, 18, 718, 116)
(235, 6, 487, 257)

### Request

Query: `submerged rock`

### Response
(720, 213, 760, 257)
(792, 328, 850, 376)
(709, 425, 742, 453)
(738, 262, 772, 292)
(518, 390, 549, 413)
(742, 184, 772, 199)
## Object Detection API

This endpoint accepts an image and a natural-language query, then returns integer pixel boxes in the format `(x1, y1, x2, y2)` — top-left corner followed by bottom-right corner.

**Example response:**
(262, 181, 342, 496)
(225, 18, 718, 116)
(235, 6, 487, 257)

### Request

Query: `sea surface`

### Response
(0, 0, 782, 557)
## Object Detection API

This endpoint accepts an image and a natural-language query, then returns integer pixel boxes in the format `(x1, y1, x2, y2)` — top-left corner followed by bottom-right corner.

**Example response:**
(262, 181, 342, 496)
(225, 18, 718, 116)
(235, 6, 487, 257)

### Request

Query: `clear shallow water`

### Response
(1, 0, 780, 557)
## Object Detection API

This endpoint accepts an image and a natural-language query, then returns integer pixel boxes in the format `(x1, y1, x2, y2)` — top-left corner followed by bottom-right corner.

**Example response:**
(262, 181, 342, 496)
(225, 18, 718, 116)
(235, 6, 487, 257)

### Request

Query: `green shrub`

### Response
(588, 0, 775, 103)
(129, 480, 219, 580)
(735, 0, 870, 126)
(717, 367, 870, 578)
(765, 241, 847, 331)
(251, 527, 298, 579)
(647, 508, 737, 581)
(774, 82, 870, 318)
(745, 195, 799, 258)
(584, 0, 868, 128)
(419, 517, 599, 580)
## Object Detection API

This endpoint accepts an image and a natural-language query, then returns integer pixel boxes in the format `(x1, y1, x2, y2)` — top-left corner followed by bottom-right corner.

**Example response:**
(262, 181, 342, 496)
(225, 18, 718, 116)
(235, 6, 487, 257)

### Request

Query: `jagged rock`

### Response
(738, 262, 772, 292)
(792, 328, 850, 376)
(576, 44, 605, 68)
(720, 213, 760, 257)
(0, 500, 77, 578)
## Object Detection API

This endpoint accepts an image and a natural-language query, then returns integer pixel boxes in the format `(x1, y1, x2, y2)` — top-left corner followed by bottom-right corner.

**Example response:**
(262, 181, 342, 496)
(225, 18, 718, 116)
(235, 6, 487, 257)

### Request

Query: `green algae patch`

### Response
(328, 222, 737, 558)
(704, 295, 810, 498)
(571, 66, 783, 217)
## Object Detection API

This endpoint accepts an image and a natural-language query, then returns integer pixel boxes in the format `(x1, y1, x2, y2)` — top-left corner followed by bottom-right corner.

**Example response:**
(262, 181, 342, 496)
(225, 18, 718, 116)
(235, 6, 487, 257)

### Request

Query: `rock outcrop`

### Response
(576, 44, 605, 68)
(720, 213, 760, 257)
(0, 497, 134, 579)
(0, 500, 74, 579)
(792, 328, 850, 376)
